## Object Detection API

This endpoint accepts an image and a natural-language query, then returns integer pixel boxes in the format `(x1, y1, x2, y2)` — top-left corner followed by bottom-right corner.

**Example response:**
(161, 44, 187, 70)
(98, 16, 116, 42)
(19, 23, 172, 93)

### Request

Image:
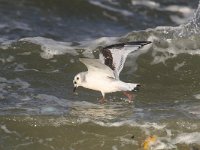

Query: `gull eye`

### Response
(77, 77, 79, 80)
(74, 81, 77, 84)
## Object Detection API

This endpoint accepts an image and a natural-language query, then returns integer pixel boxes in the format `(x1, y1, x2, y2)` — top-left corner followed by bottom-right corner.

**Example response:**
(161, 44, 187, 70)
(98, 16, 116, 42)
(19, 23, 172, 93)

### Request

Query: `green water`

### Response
(1, 0, 200, 149)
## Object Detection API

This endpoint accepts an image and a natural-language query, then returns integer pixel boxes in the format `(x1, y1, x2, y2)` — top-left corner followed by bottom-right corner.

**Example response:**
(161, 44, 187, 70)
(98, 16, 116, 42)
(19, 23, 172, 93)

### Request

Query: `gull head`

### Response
(73, 73, 85, 93)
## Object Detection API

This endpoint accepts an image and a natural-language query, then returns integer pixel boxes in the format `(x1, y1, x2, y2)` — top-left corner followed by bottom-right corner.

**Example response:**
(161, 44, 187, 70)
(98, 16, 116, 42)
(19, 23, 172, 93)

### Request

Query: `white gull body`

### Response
(73, 41, 151, 102)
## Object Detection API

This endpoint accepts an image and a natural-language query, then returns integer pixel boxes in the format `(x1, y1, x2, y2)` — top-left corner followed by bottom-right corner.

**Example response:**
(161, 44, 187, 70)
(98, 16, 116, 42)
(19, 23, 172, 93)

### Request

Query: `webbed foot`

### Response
(98, 97, 107, 104)
(123, 91, 135, 103)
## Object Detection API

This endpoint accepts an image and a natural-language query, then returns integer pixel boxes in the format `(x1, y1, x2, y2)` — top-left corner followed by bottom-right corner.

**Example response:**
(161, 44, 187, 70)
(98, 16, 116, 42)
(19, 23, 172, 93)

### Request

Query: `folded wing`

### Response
(79, 58, 115, 78)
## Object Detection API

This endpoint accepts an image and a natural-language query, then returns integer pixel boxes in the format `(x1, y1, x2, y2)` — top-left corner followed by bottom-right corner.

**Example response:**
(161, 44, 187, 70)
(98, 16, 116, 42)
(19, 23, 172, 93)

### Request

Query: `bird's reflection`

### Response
(70, 100, 134, 121)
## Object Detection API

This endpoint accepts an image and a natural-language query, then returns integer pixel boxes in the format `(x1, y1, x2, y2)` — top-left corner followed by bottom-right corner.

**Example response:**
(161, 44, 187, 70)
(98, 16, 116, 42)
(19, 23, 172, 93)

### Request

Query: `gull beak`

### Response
(73, 86, 77, 93)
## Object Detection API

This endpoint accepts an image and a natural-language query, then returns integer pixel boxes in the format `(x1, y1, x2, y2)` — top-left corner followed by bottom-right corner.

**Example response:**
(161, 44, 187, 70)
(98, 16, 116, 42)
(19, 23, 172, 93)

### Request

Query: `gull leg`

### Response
(99, 92, 106, 104)
(123, 91, 134, 103)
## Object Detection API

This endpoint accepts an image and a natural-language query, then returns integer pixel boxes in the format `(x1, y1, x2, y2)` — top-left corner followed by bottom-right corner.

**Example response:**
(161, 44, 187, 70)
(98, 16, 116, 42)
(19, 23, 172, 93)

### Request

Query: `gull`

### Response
(73, 41, 151, 103)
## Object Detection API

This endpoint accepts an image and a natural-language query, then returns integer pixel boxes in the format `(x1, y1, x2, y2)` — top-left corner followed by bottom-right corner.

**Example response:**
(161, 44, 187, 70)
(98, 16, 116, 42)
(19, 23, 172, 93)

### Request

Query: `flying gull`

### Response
(73, 41, 151, 103)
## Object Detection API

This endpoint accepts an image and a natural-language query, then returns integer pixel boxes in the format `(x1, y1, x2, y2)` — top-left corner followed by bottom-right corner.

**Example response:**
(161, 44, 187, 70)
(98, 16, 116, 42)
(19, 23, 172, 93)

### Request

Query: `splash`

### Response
(20, 36, 119, 59)
(16, 1, 200, 66)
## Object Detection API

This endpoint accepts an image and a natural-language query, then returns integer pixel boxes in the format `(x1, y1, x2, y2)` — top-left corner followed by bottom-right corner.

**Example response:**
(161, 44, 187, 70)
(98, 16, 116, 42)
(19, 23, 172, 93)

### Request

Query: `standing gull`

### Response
(73, 41, 151, 103)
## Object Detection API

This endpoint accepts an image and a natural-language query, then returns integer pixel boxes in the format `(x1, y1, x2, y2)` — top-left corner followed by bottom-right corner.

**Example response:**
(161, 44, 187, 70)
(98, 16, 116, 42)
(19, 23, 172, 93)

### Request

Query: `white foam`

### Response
(0, 77, 30, 89)
(18, 28, 199, 66)
(0, 76, 71, 115)
(178, 102, 200, 119)
(89, 0, 133, 16)
(21, 96, 31, 101)
(174, 132, 200, 144)
(186, 105, 200, 117)
(15, 142, 34, 150)
(18, 52, 32, 56)
(20, 36, 119, 59)
(194, 94, 200, 99)
(20, 37, 78, 59)
(36, 94, 69, 107)
(152, 140, 176, 150)
(170, 15, 188, 25)
(14, 64, 26, 72)
(146, 32, 200, 64)
(103, 11, 118, 21)
(112, 145, 118, 150)
(36, 94, 60, 101)
(0, 40, 14, 49)
(132, 0, 160, 9)
(0, 55, 15, 64)
(131, 1, 194, 24)
(13, 78, 30, 89)
(165, 5, 194, 16)
(176, 121, 198, 130)
(0, 77, 7, 82)
(169, 6, 194, 24)
(40, 106, 59, 115)
(118, 136, 138, 145)
(174, 61, 185, 71)
(75, 117, 166, 131)
(0, 125, 12, 134)
(0, 23, 7, 29)
(12, 21, 32, 31)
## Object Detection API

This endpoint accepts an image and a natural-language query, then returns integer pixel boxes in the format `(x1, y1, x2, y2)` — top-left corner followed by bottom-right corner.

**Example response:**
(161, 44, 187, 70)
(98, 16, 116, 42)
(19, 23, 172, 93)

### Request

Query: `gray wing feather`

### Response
(100, 41, 151, 79)
(79, 58, 115, 78)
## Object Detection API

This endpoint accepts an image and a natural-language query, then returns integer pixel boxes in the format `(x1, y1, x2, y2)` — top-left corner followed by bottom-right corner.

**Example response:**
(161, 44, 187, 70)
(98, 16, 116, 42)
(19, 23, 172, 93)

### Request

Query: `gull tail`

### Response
(132, 84, 141, 92)
(118, 82, 141, 92)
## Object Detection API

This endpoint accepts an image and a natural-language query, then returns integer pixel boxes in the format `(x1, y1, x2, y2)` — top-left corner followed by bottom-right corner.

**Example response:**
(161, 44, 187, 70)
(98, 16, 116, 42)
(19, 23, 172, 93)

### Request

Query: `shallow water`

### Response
(1, 0, 200, 149)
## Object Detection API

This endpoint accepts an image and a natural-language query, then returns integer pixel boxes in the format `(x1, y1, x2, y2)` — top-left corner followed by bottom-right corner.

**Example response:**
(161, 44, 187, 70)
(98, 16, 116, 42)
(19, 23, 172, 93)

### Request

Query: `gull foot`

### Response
(123, 91, 135, 103)
(98, 97, 107, 104)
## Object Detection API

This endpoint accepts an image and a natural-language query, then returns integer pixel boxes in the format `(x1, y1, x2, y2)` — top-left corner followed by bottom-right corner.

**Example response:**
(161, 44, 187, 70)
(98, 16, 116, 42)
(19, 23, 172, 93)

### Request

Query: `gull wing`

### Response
(99, 41, 151, 79)
(79, 58, 115, 78)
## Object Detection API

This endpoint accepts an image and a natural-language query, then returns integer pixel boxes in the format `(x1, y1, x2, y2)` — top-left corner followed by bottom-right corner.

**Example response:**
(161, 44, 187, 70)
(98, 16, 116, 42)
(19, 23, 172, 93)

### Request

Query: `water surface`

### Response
(1, 0, 200, 149)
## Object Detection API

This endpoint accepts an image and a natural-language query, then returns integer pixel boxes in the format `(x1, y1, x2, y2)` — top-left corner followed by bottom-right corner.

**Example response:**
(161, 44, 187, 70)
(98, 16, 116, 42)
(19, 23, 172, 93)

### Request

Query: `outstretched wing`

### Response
(99, 41, 151, 79)
(79, 58, 115, 78)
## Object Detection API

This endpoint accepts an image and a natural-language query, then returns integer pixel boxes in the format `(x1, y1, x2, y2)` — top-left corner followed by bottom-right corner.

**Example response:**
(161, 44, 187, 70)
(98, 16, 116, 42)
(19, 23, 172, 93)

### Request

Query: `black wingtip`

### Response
(125, 41, 152, 46)
(103, 41, 152, 49)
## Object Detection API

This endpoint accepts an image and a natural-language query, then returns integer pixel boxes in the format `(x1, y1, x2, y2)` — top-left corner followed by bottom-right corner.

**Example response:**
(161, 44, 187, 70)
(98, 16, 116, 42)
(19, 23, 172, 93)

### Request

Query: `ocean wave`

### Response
(19, 36, 119, 59)
(89, 0, 133, 17)
(174, 132, 200, 144)
(131, 0, 194, 24)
